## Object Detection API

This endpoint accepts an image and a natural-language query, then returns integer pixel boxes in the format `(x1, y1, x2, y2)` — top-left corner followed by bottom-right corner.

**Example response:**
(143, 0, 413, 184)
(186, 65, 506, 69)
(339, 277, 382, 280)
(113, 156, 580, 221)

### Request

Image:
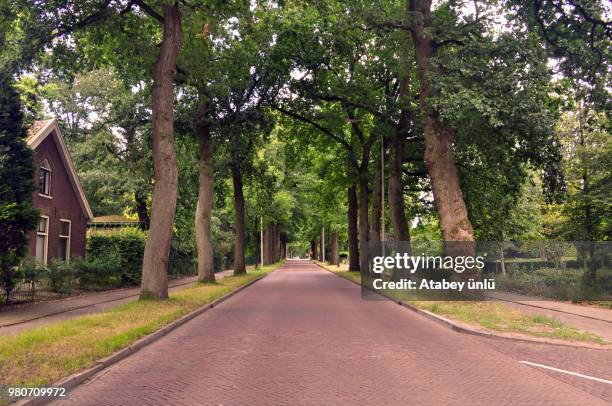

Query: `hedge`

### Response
(87, 228, 146, 285)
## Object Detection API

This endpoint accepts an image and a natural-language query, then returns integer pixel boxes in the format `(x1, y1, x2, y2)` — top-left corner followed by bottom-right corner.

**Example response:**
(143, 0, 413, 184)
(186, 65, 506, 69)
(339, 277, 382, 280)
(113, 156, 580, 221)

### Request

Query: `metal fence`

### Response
(2, 277, 78, 305)
(1, 255, 197, 307)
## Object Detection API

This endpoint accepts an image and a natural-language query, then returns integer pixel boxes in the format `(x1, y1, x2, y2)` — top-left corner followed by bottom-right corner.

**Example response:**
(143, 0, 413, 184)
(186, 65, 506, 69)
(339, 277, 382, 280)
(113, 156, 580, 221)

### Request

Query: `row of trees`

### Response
(1, 0, 609, 298)
(273, 0, 609, 275)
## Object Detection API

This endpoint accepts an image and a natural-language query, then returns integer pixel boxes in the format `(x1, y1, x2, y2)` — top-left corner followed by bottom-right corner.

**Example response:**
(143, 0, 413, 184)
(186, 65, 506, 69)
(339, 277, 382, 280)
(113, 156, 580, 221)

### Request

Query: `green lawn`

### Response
(316, 262, 607, 346)
(0, 262, 283, 398)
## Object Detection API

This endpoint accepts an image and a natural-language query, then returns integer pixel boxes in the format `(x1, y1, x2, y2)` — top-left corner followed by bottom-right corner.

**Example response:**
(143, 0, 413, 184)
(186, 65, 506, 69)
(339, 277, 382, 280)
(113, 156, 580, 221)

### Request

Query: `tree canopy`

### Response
(2, 0, 610, 295)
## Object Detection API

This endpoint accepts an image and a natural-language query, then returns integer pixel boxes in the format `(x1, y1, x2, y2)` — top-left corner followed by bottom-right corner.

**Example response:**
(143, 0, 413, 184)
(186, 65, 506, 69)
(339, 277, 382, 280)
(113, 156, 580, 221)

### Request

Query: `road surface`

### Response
(54, 260, 611, 405)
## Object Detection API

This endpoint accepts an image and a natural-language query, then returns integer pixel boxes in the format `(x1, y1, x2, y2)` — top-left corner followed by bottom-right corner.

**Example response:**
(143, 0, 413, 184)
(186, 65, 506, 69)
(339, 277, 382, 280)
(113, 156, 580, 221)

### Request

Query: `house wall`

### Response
(28, 132, 88, 262)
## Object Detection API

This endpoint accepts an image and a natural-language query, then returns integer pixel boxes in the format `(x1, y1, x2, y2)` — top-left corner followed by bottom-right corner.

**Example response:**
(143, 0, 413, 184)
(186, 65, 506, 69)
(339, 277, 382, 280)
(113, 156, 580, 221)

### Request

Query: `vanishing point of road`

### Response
(55, 260, 611, 405)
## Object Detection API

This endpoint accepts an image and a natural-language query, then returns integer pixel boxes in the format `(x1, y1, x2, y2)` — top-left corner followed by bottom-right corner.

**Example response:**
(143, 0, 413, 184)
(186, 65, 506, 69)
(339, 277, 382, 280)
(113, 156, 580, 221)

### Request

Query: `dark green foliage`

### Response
(2, 0, 608, 298)
(0, 69, 38, 296)
(72, 256, 123, 290)
(507, 0, 611, 110)
(46, 260, 76, 294)
(87, 228, 146, 285)
(2, 258, 42, 303)
(498, 267, 612, 302)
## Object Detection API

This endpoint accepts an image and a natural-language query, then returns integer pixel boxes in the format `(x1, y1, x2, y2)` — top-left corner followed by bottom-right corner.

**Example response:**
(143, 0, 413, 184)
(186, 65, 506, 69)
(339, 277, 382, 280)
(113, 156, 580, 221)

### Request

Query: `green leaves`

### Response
(506, 0, 611, 111)
(0, 70, 38, 275)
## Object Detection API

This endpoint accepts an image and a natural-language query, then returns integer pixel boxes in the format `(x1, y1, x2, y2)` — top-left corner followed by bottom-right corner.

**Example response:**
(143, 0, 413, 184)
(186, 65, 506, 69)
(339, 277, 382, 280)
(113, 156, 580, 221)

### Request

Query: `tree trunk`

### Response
(348, 184, 360, 271)
(126, 127, 149, 231)
(370, 154, 382, 244)
(270, 223, 274, 262)
(331, 233, 339, 266)
(140, 3, 182, 300)
(195, 91, 215, 283)
(499, 242, 506, 275)
(358, 171, 370, 274)
(232, 161, 246, 275)
(275, 224, 281, 262)
(262, 223, 269, 265)
(389, 37, 412, 243)
(269, 223, 275, 263)
(388, 131, 411, 242)
(134, 189, 150, 230)
(269, 223, 274, 263)
(320, 227, 325, 262)
(409, 0, 474, 253)
(578, 103, 596, 281)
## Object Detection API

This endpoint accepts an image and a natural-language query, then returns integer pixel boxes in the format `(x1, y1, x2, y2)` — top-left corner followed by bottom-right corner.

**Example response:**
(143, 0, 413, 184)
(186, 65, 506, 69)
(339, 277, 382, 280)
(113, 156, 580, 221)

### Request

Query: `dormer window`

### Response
(39, 159, 51, 196)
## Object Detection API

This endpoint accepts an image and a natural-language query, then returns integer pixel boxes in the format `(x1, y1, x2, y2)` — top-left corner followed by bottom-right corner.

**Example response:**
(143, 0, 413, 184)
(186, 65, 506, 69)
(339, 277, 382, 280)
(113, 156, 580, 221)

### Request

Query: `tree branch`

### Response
(133, 0, 164, 23)
(270, 103, 359, 168)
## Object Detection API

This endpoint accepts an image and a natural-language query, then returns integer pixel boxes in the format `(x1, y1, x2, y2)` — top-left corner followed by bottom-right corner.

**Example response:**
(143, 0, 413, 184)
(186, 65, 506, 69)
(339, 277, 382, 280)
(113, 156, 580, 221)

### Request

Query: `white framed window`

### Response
(36, 216, 49, 264)
(39, 159, 52, 197)
(58, 219, 71, 262)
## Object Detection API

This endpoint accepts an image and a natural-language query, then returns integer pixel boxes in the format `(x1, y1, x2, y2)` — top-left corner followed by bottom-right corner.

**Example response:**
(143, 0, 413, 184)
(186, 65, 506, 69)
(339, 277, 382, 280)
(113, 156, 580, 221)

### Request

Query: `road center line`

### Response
(519, 361, 612, 385)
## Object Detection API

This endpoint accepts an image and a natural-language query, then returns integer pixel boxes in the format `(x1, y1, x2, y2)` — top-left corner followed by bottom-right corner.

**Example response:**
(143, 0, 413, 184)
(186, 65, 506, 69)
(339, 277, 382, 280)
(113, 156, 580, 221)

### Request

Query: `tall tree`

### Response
(388, 29, 414, 243)
(557, 102, 611, 278)
(194, 90, 215, 282)
(231, 156, 247, 274)
(408, 0, 474, 248)
(0, 71, 38, 301)
(140, 2, 182, 299)
(347, 184, 360, 271)
(0, 3, 38, 300)
(42, 69, 152, 224)
(370, 143, 383, 244)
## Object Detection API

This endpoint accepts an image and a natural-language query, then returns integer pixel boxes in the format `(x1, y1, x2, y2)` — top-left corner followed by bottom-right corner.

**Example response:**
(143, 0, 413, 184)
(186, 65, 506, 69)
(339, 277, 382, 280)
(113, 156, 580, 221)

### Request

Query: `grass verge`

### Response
(0, 262, 283, 396)
(316, 262, 607, 345)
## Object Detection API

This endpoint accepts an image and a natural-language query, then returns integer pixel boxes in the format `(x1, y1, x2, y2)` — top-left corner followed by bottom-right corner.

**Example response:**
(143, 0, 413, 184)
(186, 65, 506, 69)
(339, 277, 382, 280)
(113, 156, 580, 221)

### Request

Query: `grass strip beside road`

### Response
(317, 262, 607, 346)
(0, 262, 283, 393)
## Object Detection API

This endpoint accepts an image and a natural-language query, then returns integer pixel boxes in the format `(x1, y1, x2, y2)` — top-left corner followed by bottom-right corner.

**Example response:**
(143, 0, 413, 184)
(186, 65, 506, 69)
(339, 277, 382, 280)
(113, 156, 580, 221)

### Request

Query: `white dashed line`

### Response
(519, 361, 612, 385)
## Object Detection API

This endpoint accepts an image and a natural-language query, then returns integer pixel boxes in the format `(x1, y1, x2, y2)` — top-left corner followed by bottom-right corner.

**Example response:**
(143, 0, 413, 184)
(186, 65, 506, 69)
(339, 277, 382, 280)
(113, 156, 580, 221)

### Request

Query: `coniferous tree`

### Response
(0, 69, 38, 300)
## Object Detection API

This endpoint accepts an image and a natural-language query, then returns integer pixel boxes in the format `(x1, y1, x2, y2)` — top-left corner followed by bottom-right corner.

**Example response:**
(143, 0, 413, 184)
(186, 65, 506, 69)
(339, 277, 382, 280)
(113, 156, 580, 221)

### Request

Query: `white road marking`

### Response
(519, 361, 612, 385)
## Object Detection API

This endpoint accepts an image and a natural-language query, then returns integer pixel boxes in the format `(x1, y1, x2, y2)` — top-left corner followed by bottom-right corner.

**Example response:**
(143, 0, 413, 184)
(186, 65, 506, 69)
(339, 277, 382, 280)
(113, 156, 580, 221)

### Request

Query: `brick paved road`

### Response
(55, 260, 610, 405)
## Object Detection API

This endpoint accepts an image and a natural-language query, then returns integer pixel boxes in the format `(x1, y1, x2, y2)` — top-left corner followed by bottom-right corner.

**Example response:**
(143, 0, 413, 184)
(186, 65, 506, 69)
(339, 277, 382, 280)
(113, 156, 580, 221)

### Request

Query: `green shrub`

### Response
(212, 249, 225, 273)
(87, 228, 146, 285)
(497, 267, 612, 302)
(566, 259, 587, 269)
(339, 251, 348, 261)
(46, 260, 75, 294)
(20, 258, 41, 283)
(72, 256, 123, 290)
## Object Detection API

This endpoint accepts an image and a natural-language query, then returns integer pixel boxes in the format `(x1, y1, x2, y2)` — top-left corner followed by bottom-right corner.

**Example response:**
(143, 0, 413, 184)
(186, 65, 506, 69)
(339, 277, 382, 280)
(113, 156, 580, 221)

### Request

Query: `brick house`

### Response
(26, 119, 93, 264)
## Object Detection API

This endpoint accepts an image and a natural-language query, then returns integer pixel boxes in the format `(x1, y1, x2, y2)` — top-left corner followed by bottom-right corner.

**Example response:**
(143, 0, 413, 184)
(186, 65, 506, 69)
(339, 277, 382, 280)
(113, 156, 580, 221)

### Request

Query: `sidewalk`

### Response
(486, 291, 612, 342)
(0, 267, 250, 336)
(317, 262, 611, 342)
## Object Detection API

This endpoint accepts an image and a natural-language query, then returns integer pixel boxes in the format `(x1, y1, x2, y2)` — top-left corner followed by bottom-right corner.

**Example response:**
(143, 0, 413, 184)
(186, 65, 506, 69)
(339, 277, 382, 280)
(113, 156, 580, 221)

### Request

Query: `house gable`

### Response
(27, 119, 94, 220)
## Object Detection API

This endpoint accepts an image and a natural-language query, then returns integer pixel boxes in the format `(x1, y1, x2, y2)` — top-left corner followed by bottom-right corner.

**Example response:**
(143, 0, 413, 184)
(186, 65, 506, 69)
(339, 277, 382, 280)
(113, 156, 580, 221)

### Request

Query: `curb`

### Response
(314, 262, 610, 351)
(395, 298, 609, 349)
(13, 270, 273, 406)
